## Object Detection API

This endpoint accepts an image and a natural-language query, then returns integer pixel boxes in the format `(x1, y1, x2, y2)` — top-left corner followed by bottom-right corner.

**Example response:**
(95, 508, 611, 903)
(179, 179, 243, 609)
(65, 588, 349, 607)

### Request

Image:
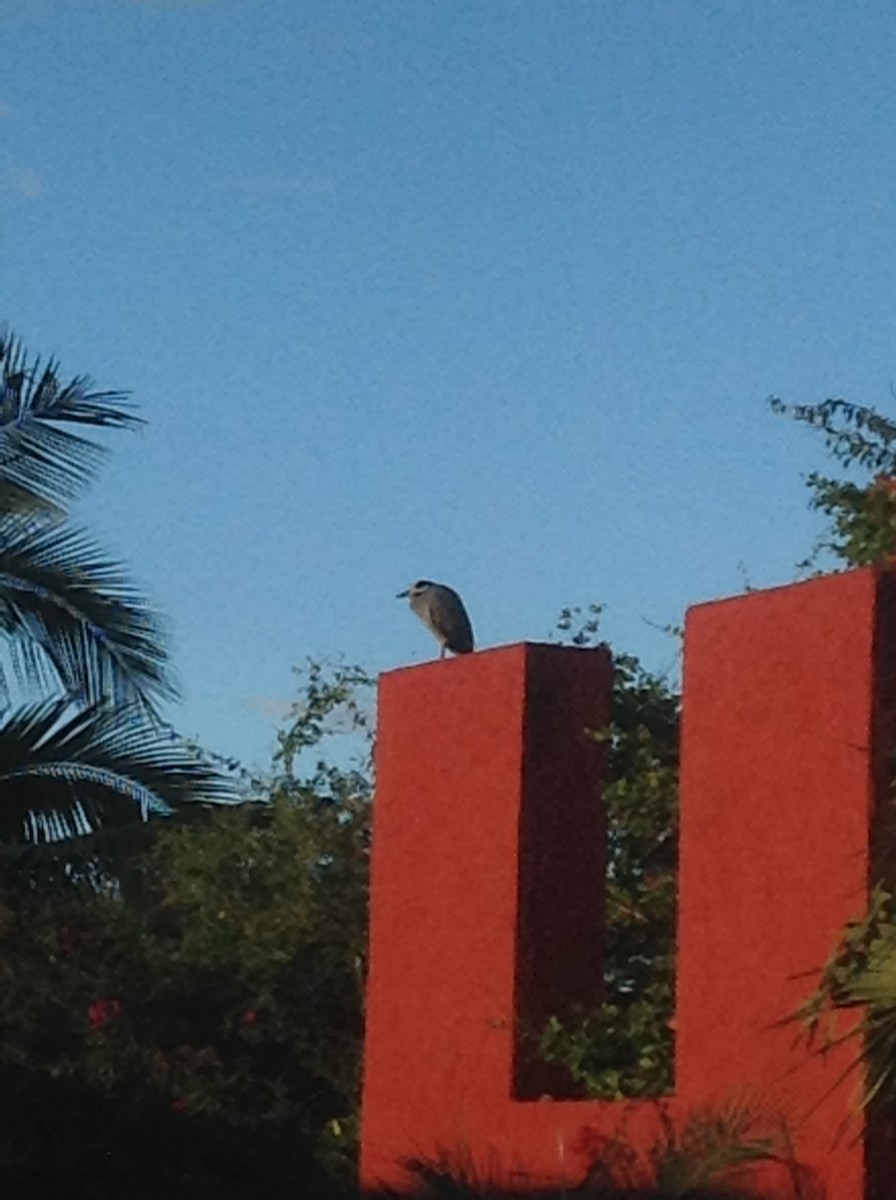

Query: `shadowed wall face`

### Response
(362, 573, 896, 1198)
(515, 647, 611, 1097)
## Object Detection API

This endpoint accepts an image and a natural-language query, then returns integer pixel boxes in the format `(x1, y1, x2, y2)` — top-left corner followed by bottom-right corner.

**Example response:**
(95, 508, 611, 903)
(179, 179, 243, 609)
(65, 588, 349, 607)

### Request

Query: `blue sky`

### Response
(3, 0, 895, 769)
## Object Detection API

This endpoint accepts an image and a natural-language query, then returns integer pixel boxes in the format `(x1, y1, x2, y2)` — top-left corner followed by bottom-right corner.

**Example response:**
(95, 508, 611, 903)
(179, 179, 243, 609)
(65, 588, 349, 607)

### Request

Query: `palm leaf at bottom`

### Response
(0, 697, 232, 850)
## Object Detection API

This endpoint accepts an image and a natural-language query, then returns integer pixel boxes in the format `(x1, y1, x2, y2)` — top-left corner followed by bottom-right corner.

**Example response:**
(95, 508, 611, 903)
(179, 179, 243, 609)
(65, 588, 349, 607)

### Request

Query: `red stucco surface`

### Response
(361, 572, 896, 1197)
(361, 643, 614, 1191)
(676, 570, 894, 1197)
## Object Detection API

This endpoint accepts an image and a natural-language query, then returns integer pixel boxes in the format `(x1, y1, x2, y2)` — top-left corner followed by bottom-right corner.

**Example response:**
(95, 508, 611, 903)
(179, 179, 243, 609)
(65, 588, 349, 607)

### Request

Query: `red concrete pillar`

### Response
(677, 569, 896, 1198)
(361, 571, 896, 1198)
(361, 643, 612, 1192)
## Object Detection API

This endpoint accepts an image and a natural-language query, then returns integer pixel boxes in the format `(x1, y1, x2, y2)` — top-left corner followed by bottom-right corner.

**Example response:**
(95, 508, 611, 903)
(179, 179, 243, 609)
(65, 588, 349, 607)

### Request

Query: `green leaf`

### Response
(0, 330, 139, 518)
(0, 514, 177, 712)
(0, 697, 232, 858)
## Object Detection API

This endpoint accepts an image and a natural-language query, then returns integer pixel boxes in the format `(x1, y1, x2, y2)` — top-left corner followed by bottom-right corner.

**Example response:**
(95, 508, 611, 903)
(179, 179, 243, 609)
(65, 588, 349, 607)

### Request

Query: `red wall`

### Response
(361, 572, 896, 1197)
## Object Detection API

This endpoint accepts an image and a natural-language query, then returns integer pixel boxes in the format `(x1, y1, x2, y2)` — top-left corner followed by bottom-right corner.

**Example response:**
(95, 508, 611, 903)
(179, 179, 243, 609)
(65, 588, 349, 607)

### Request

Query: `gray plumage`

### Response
(396, 579, 475, 658)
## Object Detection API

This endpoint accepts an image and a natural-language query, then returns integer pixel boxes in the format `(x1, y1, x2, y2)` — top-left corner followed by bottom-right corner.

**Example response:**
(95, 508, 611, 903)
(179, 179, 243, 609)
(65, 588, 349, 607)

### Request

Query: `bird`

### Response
(397, 579, 475, 659)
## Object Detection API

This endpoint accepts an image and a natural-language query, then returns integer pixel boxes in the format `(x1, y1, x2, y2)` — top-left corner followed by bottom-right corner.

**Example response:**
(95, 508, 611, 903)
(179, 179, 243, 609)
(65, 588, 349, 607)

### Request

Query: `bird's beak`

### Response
(396, 589, 409, 599)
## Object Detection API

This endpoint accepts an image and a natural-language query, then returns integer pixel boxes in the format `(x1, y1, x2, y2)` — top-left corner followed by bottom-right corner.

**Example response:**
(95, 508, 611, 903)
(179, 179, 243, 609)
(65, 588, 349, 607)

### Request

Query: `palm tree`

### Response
(0, 325, 229, 877)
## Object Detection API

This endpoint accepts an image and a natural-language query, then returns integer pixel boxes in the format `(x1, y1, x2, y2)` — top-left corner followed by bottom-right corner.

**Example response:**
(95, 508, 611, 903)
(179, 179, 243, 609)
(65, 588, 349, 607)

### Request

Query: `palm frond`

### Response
(790, 886, 896, 1121)
(0, 697, 233, 852)
(656, 1094, 784, 1194)
(0, 327, 140, 517)
(0, 514, 176, 711)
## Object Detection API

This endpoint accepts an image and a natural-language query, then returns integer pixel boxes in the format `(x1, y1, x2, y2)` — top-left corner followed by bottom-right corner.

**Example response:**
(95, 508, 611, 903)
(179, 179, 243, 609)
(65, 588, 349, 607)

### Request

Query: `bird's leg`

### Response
(440, 644, 446, 660)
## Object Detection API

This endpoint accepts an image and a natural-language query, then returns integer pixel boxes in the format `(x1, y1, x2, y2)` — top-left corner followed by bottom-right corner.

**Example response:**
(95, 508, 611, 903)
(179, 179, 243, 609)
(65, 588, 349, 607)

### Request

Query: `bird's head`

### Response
(396, 580, 436, 600)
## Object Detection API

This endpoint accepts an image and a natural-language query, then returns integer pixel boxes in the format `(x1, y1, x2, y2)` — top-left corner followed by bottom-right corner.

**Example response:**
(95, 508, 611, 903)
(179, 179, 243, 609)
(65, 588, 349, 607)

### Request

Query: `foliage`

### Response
(539, 609, 679, 1098)
(769, 395, 896, 568)
(0, 327, 228, 866)
(0, 662, 373, 1197)
(796, 475, 896, 569)
(790, 883, 896, 1119)
(275, 657, 374, 787)
(369, 1096, 788, 1198)
(0, 327, 170, 711)
(0, 1064, 340, 1200)
(650, 1096, 786, 1196)
(0, 512, 178, 711)
(0, 324, 141, 518)
(769, 395, 896, 475)
(0, 698, 228, 880)
(588, 1094, 791, 1197)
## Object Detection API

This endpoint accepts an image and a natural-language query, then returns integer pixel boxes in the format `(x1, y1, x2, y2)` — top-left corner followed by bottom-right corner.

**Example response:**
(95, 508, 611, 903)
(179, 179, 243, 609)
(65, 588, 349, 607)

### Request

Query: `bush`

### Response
(0, 663, 373, 1196)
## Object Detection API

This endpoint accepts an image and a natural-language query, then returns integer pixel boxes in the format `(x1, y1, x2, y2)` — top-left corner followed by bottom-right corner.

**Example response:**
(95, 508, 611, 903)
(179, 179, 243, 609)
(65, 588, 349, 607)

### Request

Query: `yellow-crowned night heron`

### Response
(397, 580, 475, 659)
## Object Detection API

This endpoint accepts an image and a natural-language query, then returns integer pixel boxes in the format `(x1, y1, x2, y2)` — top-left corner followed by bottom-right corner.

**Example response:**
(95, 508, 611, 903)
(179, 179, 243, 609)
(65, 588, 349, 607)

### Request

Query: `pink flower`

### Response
(87, 998, 124, 1029)
(241, 1009, 258, 1027)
